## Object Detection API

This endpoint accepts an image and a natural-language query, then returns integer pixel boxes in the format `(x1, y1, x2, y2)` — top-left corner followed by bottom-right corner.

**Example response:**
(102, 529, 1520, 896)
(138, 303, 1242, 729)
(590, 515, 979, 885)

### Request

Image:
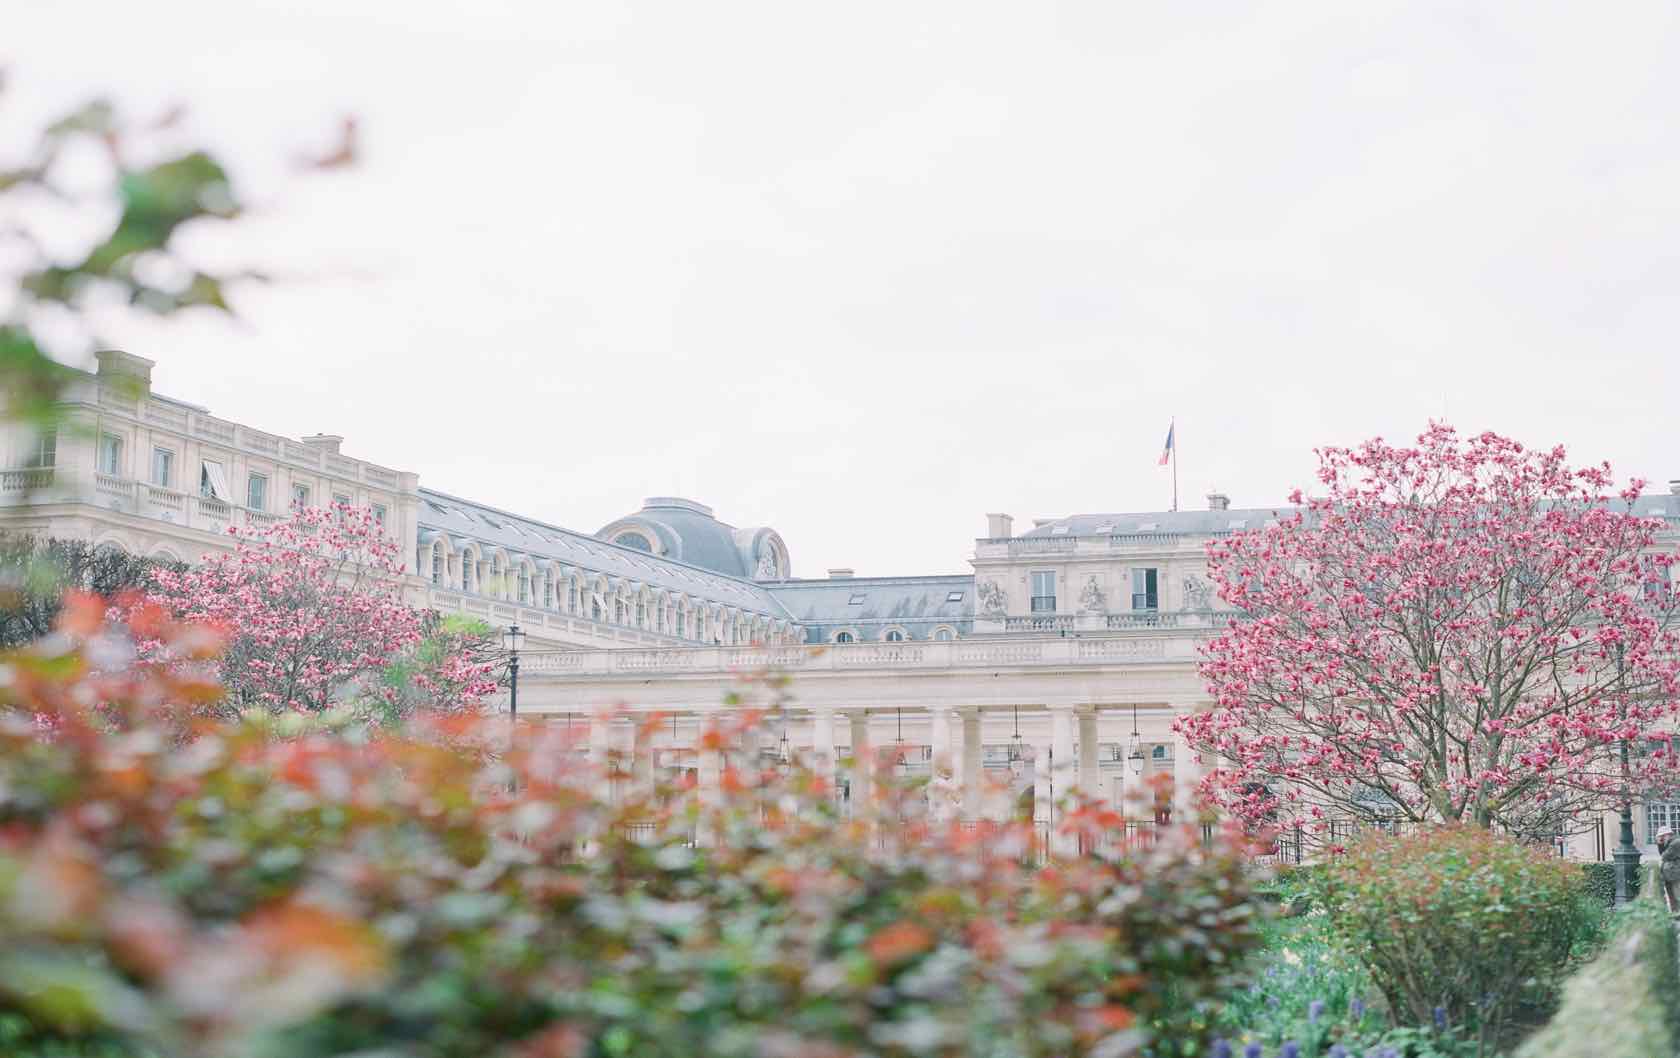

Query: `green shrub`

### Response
(0, 606, 1265, 1058)
(1580, 860, 1640, 907)
(1323, 826, 1597, 1045)
(1514, 867, 1680, 1058)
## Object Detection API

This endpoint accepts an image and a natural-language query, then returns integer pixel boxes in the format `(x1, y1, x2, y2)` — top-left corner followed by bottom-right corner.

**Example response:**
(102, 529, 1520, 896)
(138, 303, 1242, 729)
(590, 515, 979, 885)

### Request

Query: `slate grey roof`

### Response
(597, 498, 755, 579)
(417, 489, 791, 616)
(769, 574, 975, 628)
(1017, 507, 1297, 538)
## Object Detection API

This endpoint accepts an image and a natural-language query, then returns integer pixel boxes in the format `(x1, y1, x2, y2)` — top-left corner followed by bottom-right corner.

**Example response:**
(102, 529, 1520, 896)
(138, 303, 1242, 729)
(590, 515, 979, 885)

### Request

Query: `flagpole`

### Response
(1171, 418, 1178, 512)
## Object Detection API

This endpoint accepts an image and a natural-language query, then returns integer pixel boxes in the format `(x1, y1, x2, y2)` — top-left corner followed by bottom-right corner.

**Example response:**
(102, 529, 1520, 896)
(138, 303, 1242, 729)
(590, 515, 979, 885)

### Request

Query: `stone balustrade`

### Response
(523, 632, 1198, 677)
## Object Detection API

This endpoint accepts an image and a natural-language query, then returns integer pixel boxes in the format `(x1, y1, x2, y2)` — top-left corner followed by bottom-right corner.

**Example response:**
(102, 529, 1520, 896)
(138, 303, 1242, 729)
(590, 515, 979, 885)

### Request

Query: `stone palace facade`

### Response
(4, 351, 1679, 859)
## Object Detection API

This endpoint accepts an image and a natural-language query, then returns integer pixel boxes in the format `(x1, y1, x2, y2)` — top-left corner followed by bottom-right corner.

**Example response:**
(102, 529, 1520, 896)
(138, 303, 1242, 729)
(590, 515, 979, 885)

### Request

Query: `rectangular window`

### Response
(676, 610, 686, 637)
(246, 473, 267, 511)
(1131, 568, 1159, 611)
(518, 571, 529, 604)
(291, 483, 311, 508)
(97, 433, 123, 475)
(151, 447, 173, 487)
(371, 503, 387, 527)
(333, 491, 352, 508)
(543, 577, 553, 609)
(199, 459, 230, 500)
(1648, 802, 1680, 846)
(568, 583, 578, 613)
(431, 547, 443, 584)
(1030, 571, 1056, 613)
(25, 429, 56, 469)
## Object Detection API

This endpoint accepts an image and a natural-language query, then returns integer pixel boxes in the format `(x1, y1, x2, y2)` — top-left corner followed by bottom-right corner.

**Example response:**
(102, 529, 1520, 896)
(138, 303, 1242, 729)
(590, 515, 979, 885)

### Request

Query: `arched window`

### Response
(430, 543, 443, 584)
(885, 629, 906, 643)
(676, 608, 686, 638)
(460, 553, 474, 593)
(491, 557, 504, 597)
(568, 580, 579, 613)
(933, 627, 955, 641)
(616, 531, 653, 552)
(636, 600, 646, 628)
(834, 630, 855, 644)
(543, 574, 553, 609)
(517, 568, 530, 604)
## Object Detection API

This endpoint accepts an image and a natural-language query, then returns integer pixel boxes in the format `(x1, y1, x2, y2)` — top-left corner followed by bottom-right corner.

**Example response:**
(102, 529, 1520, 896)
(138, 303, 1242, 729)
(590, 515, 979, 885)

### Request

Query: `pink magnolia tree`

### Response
(1177, 425, 1680, 843)
(148, 504, 429, 714)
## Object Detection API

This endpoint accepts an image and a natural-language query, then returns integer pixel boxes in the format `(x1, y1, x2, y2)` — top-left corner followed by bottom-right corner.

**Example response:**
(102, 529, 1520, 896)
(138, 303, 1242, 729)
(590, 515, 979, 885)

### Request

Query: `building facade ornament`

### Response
(1079, 575, 1106, 613)
(977, 579, 1007, 616)
(1182, 573, 1212, 611)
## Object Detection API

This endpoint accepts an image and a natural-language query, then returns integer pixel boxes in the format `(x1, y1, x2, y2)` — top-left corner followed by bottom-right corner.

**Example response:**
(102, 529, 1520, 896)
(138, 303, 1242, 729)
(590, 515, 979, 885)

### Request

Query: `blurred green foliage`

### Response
(0, 611, 1266, 1058)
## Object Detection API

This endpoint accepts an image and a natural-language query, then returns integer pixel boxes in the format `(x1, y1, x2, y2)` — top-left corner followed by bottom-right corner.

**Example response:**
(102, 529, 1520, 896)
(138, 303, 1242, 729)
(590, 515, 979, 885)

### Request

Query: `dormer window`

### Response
(848, 593, 866, 605)
(615, 530, 653, 552)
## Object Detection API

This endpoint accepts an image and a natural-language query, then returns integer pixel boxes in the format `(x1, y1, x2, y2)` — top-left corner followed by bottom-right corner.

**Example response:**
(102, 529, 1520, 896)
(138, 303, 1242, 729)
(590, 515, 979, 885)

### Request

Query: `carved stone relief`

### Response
(977, 579, 1007, 616)
(1182, 574, 1213, 611)
(1078, 575, 1106, 613)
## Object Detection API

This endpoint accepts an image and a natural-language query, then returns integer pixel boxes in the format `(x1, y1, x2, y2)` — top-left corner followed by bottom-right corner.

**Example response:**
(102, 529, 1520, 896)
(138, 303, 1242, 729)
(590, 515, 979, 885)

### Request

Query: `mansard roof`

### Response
(417, 489, 792, 616)
(769, 573, 975, 626)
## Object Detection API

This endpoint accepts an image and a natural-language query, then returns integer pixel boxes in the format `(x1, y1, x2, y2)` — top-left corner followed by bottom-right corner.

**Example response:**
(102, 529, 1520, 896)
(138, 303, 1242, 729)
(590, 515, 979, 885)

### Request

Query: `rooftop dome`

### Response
(596, 498, 790, 582)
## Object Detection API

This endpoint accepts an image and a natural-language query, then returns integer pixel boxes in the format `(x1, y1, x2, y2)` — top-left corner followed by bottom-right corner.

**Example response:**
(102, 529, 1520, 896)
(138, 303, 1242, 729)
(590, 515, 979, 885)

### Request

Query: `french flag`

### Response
(1158, 422, 1175, 466)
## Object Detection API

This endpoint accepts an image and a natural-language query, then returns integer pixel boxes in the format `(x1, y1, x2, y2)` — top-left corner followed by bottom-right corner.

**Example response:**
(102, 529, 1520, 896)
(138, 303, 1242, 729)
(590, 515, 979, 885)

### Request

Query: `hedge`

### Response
(1514, 866, 1680, 1058)
(1580, 860, 1642, 907)
(0, 602, 1266, 1058)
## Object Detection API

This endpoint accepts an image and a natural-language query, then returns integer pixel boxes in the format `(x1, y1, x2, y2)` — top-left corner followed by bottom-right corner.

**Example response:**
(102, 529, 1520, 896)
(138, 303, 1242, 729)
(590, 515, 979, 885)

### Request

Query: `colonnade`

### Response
(561, 703, 1204, 847)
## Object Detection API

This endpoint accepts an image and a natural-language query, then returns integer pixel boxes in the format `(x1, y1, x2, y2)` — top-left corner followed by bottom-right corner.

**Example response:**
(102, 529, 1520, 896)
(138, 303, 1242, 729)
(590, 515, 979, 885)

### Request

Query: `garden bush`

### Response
(1322, 827, 1597, 1048)
(1578, 861, 1639, 908)
(0, 597, 1264, 1058)
(1513, 866, 1680, 1058)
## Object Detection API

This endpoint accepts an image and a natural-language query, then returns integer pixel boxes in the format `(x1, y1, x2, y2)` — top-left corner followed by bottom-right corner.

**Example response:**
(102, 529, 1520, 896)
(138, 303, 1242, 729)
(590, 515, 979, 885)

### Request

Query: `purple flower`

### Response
(1281, 1043, 1301, 1058)
(1329, 1047, 1348, 1058)
(1244, 1044, 1263, 1058)
(1308, 999, 1325, 1025)
(1433, 1005, 1448, 1031)
(1349, 997, 1365, 1019)
(1212, 1041, 1233, 1058)
(1382, 1048, 1400, 1058)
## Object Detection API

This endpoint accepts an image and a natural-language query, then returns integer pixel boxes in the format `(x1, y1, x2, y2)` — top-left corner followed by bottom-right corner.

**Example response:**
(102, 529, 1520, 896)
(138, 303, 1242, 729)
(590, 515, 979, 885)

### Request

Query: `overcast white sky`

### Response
(8, 2, 1678, 576)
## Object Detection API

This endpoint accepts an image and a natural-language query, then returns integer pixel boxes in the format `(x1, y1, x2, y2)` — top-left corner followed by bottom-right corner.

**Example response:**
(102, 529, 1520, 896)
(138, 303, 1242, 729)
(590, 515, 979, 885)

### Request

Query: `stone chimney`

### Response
(1207, 491, 1231, 511)
(827, 568, 855, 579)
(94, 350, 155, 394)
(986, 512, 1014, 539)
(301, 434, 344, 456)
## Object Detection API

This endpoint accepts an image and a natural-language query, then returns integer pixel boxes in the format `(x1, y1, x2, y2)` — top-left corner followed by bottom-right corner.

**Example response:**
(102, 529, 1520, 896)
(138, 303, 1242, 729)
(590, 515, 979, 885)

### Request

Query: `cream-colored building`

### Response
(5, 351, 1679, 860)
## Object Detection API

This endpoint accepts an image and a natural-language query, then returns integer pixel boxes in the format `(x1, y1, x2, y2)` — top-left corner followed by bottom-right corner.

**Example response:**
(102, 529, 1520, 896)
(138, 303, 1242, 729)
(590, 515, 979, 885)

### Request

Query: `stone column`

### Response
(848, 711, 873, 818)
(1049, 706, 1077, 856)
(961, 708, 983, 822)
(588, 712, 613, 805)
(695, 709, 723, 845)
(1173, 721, 1197, 821)
(811, 706, 836, 788)
(928, 704, 953, 821)
(1031, 737, 1052, 861)
(1077, 708, 1100, 799)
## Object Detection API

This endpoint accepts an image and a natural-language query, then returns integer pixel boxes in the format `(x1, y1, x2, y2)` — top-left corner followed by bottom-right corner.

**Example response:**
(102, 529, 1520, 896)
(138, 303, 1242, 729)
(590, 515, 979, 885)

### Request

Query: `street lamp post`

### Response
(1613, 642, 1641, 907)
(502, 624, 526, 723)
